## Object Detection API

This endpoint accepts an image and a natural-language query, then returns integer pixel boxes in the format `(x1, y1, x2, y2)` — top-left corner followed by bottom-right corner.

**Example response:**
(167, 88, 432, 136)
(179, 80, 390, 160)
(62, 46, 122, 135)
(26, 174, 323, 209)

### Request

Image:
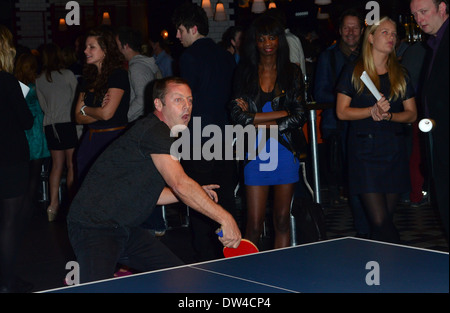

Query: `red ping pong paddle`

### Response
(216, 229, 259, 258)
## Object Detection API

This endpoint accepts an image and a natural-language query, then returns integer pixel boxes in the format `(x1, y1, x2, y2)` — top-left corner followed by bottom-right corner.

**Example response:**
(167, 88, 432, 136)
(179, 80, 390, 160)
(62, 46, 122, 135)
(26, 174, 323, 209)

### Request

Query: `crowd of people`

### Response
(0, 0, 448, 292)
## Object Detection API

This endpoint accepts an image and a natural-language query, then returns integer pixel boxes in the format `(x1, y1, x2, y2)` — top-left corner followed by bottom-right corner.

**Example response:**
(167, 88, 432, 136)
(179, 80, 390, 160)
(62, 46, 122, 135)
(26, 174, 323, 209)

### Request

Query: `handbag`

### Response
(291, 197, 327, 244)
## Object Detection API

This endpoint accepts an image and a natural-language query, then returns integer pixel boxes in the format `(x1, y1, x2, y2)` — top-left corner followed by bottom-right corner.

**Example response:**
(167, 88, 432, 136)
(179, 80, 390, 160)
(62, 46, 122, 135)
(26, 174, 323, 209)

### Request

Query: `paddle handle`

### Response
(216, 229, 223, 237)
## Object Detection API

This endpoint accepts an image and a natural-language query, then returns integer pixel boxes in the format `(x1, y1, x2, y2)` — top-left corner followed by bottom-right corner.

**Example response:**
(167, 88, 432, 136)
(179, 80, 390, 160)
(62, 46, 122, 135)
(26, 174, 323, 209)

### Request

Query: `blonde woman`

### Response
(336, 17, 417, 243)
(0, 25, 34, 292)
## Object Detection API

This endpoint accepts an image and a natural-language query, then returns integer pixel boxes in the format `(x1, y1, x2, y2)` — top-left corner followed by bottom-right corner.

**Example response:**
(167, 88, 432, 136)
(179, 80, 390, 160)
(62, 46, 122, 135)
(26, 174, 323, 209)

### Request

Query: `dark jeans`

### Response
(67, 222, 184, 284)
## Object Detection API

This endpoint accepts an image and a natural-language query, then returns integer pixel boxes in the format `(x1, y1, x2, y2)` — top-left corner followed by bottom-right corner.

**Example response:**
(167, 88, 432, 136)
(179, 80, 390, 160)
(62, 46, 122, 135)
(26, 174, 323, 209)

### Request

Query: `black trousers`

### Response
(68, 222, 184, 284)
(182, 158, 238, 261)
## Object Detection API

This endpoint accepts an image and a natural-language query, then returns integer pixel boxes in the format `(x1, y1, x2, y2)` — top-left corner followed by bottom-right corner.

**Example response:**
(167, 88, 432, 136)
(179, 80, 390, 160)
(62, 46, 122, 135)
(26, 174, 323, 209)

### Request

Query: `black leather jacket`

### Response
(230, 65, 308, 160)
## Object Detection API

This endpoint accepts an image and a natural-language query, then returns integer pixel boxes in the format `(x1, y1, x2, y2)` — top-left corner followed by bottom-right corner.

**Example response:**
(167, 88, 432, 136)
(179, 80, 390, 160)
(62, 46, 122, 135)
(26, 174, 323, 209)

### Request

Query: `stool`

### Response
(161, 204, 190, 230)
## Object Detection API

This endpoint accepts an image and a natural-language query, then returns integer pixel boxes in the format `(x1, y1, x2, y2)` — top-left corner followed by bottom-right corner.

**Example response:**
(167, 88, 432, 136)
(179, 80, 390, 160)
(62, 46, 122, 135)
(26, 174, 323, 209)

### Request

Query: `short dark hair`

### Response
(172, 2, 209, 36)
(410, 0, 449, 15)
(116, 27, 142, 52)
(433, 0, 449, 14)
(151, 77, 190, 111)
(220, 26, 243, 50)
(339, 8, 364, 29)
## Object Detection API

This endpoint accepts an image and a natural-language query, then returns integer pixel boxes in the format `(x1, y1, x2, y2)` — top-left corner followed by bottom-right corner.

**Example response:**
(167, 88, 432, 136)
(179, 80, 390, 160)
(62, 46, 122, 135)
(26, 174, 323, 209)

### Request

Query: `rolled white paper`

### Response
(360, 71, 382, 101)
(19, 81, 30, 98)
(418, 118, 434, 132)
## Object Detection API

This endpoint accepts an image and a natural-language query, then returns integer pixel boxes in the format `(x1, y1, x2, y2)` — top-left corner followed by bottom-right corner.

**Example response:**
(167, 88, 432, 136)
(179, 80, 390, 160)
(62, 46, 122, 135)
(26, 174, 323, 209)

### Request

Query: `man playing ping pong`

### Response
(67, 77, 241, 284)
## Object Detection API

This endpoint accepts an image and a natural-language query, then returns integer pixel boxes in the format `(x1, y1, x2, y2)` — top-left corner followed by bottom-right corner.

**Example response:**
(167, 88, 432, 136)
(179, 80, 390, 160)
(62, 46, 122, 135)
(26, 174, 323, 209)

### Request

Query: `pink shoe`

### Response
(114, 268, 133, 277)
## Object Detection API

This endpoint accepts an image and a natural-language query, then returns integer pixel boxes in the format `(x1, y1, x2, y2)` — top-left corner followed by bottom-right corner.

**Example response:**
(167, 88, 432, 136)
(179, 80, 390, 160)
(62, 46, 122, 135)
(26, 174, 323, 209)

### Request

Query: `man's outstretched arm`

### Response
(151, 153, 241, 248)
(157, 184, 220, 205)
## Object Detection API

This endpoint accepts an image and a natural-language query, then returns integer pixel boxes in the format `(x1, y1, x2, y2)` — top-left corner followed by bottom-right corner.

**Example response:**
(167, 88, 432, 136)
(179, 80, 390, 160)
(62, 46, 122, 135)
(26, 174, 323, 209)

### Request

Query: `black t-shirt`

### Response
(67, 114, 175, 228)
(82, 68, 130, 128)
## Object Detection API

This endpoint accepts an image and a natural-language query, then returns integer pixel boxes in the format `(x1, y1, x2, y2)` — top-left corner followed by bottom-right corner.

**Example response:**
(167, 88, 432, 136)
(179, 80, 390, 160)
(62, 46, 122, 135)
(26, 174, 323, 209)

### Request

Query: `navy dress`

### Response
(336, 64, 415, 195)
(76, 68, 130, 182)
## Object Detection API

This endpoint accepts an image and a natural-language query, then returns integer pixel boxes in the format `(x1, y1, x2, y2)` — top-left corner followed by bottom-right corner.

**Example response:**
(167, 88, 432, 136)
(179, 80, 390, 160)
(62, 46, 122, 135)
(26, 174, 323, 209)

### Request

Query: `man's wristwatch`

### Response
(80, 105, 87, 116)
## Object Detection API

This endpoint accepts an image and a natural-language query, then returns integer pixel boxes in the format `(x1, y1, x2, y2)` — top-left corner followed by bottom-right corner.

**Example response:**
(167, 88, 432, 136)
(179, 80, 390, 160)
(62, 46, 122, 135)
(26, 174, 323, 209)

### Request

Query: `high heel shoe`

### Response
(47, 205, 59, 222)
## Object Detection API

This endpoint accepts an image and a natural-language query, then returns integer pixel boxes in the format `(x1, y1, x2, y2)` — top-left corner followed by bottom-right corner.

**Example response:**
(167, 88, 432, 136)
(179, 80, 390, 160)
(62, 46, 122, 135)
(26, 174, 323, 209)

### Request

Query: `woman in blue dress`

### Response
(336, 17, 417, 243)
(230, 14, 307, 248)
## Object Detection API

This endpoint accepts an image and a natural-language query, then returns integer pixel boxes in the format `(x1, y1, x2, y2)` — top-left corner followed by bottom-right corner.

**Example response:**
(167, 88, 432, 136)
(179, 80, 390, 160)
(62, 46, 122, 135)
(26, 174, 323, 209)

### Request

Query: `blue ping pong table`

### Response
(42, 237, 448, 293)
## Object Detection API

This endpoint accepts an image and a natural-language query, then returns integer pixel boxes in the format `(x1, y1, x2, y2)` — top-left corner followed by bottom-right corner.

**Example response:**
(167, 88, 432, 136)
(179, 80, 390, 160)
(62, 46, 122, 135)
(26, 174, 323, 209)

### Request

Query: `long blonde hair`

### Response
(0, 25, 16, 73)
(351, 16, 407, 101)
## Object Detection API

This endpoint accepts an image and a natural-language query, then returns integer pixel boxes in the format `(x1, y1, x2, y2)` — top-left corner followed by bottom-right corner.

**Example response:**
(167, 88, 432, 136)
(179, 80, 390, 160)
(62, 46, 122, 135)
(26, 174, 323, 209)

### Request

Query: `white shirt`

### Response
(285, 29, 306, 80)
